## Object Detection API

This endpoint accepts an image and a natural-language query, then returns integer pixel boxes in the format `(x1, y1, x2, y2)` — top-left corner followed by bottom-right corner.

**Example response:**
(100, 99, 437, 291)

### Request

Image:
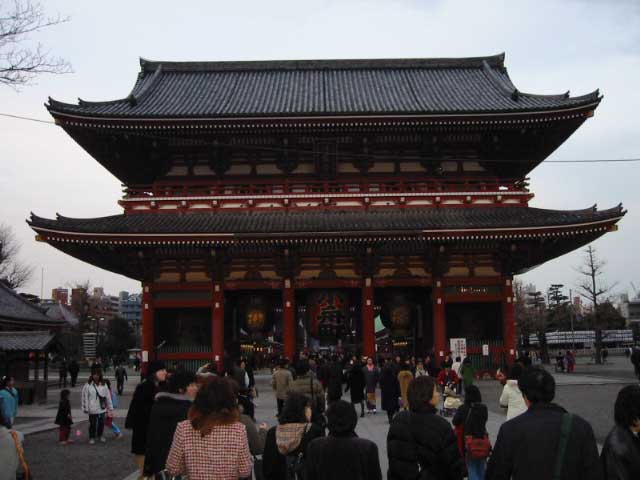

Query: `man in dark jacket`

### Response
(387, 376, 464, 480)
(68, 359, 80, 387)
(486, 366, 602, 480)
(143, 371, 196, 477)
(115, 364, 128, 395)
(125, 360, 167, 475)
(600, 385, 640, 479)
(306, 400, 381, 480)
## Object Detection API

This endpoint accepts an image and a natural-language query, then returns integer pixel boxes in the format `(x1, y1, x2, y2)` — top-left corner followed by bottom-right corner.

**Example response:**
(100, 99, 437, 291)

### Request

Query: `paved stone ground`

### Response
(23, 417, 137, 480)
(12, 356, 639, 480)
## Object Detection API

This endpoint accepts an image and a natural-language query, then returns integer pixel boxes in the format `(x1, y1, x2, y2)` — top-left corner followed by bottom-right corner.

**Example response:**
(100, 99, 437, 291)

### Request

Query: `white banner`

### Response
(450, 338, 467, 360)
(482, 344, 490, 356)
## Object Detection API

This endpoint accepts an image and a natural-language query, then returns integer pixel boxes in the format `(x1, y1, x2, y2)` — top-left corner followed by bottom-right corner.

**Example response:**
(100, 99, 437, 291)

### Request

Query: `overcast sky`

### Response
(1, 0, 639, 300)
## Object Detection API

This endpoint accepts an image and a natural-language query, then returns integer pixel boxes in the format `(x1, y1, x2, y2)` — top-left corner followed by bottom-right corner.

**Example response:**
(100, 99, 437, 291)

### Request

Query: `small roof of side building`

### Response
(44, 303, 79, 326)
(46, 53, 601, 119)
(0, 282, 66, 330)
(0, 331, 56, 351)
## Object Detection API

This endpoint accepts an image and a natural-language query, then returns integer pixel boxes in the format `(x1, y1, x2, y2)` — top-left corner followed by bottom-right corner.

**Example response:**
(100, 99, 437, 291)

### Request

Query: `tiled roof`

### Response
(28, 205, 625, 237)
(0, 282, 61, 325)
(0, 331, 55, 351)
(46, 54, 600, 119)
(45, 303, 79, 326)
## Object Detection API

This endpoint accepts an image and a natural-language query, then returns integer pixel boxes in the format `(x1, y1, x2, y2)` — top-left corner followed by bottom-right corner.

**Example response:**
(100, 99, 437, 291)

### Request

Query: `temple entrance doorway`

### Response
(375, 287, 433, 360)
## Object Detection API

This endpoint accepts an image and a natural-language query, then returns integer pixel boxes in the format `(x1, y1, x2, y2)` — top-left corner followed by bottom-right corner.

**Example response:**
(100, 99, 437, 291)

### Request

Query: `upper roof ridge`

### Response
(138, 53, 507, 73)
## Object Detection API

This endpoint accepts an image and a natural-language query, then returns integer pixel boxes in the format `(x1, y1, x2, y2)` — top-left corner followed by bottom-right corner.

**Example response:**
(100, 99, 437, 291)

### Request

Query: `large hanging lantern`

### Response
(381, 292, 413, 337)
(307, 290, 348, 342)
(242, 295, 267, 332)
(246, 307, 265, 331)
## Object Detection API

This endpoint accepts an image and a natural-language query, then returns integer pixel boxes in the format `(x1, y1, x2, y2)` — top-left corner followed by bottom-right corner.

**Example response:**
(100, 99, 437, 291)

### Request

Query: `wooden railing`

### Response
(123, 177, 528, 199)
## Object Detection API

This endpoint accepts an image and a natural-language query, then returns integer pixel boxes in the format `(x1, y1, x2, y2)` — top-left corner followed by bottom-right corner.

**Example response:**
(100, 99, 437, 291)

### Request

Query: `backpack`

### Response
(285, 451, 305, 480)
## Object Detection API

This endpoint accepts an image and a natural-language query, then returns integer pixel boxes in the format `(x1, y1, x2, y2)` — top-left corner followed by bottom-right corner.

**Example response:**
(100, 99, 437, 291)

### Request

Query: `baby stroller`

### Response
(440, 381, 462, 417)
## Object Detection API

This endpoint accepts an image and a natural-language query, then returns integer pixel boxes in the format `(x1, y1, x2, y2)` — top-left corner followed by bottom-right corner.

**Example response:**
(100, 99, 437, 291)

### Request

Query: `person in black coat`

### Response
(452, 385, 489, 480)
(68, 359, 80, 388)
(54, 389, 73, 444)
(387, 375, 464, 480)
(380, 360, 400, 423)
(486, 366, 602, 480)
(125, 360, 168, 472)
(600, 385, 640, 480)
(326, 356, 344, 404)
(143, 371, 197, 478)
(306, 400, 382, 480)
(346, 360, 366, 417)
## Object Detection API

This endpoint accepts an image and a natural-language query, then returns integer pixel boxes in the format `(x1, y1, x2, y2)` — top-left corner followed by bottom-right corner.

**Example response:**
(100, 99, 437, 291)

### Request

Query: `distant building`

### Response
(119, 291, 142, 337)
(620, 293, 640, 330)
(51, 287, 69, 305)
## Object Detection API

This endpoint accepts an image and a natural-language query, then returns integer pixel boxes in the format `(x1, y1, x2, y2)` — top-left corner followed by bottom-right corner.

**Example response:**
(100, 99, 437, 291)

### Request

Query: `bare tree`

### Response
(0, 223, 33, 289)
(575, 245, 616, 365)
(0, 0, 71, 87)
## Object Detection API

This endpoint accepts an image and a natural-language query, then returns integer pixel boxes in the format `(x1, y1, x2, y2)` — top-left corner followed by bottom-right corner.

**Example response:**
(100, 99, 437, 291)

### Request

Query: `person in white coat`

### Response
(499, 363, 527, 420)
(81, 370, 113, 444)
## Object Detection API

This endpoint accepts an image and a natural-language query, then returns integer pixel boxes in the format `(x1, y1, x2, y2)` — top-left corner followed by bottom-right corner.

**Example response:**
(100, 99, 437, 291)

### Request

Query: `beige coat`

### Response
(271, 367, 293, 400)
(397, 370, 414, 410)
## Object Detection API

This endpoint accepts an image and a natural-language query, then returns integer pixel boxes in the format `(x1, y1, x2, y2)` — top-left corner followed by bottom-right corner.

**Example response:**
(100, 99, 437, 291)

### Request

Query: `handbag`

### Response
(463, 405, 491, 459)
(93, 384, 107, 410)
(11, 430, 31, 480)
(464, 434, 491, 459)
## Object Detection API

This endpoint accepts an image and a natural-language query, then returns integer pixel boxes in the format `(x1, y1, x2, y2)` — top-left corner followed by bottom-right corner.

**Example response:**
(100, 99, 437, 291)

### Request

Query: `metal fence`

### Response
(464, 339, 506, 371)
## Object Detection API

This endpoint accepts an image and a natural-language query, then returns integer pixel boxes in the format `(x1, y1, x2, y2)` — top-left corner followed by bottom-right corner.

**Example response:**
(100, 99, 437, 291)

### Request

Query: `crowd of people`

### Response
(1, 348, 640, 480)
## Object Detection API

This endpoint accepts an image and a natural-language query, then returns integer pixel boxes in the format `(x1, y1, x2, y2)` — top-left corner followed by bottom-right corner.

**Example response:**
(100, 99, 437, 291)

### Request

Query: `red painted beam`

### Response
(141, 283, 154, 375)
(433, 278, 447, 365)
(362, 278, 375, 359)
(502, 277, 516, 364)
(283, 279, 295, 360)
(212, 282, 224, 373)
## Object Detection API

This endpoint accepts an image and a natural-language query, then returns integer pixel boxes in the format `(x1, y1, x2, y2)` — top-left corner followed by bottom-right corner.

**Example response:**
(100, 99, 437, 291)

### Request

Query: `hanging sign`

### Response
(482, 344, 490, 356)
(450, 338, 467, 360)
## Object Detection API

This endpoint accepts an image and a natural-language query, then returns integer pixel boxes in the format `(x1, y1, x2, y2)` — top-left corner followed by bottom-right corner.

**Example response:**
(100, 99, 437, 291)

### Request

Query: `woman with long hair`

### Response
(81, 369, 113, 444)
(165, 376, 252, 479)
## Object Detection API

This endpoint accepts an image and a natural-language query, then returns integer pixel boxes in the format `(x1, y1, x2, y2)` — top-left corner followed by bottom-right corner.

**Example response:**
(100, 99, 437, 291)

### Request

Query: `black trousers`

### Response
(89, 413, 105, 439)
(353, 401, 365, 416)
(70, 374, 78, 387)
(277, 398, 284, 416)
(117, 378, 125, 395)
(59, 374, 67, 388)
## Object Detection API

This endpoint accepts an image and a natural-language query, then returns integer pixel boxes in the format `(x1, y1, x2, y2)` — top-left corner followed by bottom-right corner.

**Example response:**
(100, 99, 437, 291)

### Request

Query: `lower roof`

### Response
(0, 282, 65, 326)
(28, 205, 625, 240)
(0, 331, 56, 352)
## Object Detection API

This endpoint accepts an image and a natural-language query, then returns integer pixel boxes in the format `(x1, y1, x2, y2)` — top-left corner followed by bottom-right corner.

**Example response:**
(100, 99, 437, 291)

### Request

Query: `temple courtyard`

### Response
(12, 355, 639, 480)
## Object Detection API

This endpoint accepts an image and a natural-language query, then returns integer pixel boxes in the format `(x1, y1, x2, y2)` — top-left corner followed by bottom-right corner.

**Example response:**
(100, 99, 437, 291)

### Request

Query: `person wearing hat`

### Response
(305, 400, 382, 480)
(125, 360, 167, 478)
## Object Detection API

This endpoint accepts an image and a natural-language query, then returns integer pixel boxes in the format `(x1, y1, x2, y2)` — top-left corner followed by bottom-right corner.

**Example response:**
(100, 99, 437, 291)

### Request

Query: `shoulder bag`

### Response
(552, 413, 573, 480)
(93, 384, 107, 410)
(463, 405, 491, 459)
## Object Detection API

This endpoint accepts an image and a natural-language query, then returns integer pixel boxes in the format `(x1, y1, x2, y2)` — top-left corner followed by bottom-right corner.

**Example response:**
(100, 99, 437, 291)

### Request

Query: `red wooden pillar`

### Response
(502, 277, 516, 364)
(433, 278, 447, 365)
(362, 277, 375, 359)
(141, 283, 154, 375)
(212, 282, 225, 373)
(283, 279, 296, 360)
